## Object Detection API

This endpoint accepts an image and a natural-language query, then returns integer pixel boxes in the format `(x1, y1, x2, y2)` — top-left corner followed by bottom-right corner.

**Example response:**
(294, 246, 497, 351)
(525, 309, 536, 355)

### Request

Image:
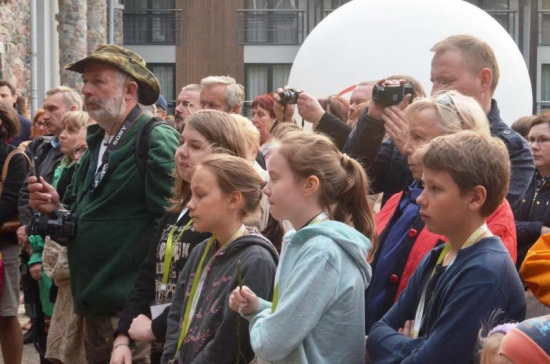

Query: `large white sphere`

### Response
(288, 0, 532, 125)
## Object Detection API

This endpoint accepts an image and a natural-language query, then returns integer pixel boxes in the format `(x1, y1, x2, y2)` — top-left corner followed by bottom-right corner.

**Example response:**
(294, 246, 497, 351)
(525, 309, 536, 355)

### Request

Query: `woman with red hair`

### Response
(251, 93, 278, 160)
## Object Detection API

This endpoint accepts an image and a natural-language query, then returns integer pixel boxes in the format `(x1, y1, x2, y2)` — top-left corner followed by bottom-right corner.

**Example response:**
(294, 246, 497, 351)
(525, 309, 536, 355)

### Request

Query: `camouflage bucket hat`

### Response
(65, 44, 160, 105)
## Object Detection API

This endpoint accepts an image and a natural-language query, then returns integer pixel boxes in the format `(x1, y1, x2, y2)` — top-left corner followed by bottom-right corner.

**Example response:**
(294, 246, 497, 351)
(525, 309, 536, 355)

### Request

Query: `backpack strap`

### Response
(134, 117, 169, 179)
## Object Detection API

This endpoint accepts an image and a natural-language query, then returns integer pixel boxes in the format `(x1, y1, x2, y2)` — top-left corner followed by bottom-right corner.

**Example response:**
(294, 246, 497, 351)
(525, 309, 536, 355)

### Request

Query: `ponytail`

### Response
(337, 154, 378, 255)
(275, 131, 378, 255)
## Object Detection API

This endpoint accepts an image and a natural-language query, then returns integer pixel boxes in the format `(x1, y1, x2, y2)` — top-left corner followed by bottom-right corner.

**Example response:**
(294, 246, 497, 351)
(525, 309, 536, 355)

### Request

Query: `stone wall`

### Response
(58, 0, 88, 90)
(0, 0, 31, 114)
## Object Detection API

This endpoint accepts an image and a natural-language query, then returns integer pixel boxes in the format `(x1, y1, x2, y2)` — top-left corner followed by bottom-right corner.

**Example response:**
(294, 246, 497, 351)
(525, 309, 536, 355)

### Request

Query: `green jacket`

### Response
(64, 114, 178, 318)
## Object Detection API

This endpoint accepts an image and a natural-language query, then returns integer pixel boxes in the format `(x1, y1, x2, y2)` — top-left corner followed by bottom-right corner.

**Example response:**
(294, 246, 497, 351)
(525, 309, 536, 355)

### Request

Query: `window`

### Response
(148, 63, 176, 114)
(238, 0, 304, 44)
(244, 64, 292, 116)
(541, 1, 550, 45)
(123, 0, 181, 45)
(465, 0, 515, 39)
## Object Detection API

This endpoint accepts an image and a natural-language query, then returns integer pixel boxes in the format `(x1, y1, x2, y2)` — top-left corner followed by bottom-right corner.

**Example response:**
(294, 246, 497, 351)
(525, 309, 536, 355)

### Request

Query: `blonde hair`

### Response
(431, 35, 500, 94)
(231, 114, 260, 162)
(479, 333, 506, 364)
(169, 110, 249, 212)
(198, 154, 264, 218)
(61, 111, 90, 133)
(274, 131, 377, 251)
(406, 90, 490, 137)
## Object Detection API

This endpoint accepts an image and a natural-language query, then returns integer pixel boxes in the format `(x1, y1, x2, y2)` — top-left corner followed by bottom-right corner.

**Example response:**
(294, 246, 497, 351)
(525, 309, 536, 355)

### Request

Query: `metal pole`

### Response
(109, 0, 115, 44)
(30, 0, 38, 116)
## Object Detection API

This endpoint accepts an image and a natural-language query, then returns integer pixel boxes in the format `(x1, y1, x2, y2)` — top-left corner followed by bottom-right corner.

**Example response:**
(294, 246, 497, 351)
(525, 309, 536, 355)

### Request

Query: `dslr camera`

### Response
(372, 83, 414, 106)
(278, 88, 301, 105)
(30, 210, 77, 244)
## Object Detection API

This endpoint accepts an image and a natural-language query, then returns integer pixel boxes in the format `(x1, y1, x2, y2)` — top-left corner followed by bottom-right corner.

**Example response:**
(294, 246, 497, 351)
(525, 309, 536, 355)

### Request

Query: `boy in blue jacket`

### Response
(367, 131, 526, 364)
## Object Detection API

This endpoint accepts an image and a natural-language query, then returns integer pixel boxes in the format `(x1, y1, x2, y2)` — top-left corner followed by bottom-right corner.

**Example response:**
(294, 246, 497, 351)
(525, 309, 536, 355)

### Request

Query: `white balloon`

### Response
(288, 0, 532, 125)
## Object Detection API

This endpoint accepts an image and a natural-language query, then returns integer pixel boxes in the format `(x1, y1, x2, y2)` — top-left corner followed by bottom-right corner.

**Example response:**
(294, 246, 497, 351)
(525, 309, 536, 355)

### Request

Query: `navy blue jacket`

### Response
(367, 237, 525, 364)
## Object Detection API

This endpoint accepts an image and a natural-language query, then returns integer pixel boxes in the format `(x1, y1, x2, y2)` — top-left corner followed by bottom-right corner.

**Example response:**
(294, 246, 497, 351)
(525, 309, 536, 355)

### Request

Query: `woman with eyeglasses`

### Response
(515, 114, 550, 271)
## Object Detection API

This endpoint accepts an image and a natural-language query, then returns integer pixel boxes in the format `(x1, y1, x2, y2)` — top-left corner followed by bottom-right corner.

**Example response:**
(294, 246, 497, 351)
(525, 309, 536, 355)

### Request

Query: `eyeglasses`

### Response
(436, 93, 465, 127)
(528, 137, 550, 146)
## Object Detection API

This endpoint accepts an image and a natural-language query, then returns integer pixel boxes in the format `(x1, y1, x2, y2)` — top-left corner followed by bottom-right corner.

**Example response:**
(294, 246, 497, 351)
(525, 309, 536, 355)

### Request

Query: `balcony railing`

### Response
(237, 9, 305, 45)
(486, 9, 516, 39)
(124, 9, 182, 45)
(540, 10, 550, 45)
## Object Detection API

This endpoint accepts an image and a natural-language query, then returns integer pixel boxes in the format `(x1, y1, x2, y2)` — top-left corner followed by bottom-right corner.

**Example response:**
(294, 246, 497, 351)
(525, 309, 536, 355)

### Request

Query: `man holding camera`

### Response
(28, 45, 179, 363)
(345, 35, 533, 210)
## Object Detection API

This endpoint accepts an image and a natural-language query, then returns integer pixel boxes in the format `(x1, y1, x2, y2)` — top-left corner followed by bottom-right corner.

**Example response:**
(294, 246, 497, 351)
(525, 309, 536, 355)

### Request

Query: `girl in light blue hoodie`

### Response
(230, 131, 377, 364)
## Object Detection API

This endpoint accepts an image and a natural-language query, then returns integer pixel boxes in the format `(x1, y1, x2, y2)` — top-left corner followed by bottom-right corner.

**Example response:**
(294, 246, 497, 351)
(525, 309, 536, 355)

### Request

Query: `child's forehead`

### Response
(421, 168, 456, 185)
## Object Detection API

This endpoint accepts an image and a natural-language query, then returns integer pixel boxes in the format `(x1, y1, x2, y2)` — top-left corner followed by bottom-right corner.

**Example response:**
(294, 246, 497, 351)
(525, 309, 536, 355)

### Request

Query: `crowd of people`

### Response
(0, 34, 549, 364)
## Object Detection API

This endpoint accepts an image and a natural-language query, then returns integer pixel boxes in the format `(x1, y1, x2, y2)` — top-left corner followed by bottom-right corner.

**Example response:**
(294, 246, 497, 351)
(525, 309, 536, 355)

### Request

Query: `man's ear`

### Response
(479, 68, 492, 93)
(469, 185, 487, 212)
(230, 104, 242, 115)
(302, 175, 320, 197)
(125, 81, 138, 100)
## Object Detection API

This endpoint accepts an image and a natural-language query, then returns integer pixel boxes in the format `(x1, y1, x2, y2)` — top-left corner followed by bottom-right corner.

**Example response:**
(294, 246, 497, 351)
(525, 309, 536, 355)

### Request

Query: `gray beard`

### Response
(87, 96, 127, 131)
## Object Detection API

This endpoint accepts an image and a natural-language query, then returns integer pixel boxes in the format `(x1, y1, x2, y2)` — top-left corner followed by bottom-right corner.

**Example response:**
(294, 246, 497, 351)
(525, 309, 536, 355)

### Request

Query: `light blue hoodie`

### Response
(244, 220, 373, 363)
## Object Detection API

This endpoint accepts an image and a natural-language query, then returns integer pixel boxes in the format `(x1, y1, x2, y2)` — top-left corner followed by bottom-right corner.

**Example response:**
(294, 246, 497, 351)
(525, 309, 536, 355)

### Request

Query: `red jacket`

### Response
(376, 192, 518, 299)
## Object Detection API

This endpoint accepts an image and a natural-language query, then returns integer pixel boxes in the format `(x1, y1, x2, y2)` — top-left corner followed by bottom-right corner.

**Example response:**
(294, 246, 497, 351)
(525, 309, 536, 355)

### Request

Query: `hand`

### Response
(29, 264, 42, 281)
(542, 226, 550, 236)
(380, 100, 411, 154)
(367, 79, 406, 120)
(17, 226, 30, 252)
(229, 286, 260, 316)
(128, 314, 155, 342)
(273, 88, 297, 123)
(28, 176, 61, 215)
(398, 319, 415, 338)
(296, 92, 324, 127)
(110, 334, 132, 364)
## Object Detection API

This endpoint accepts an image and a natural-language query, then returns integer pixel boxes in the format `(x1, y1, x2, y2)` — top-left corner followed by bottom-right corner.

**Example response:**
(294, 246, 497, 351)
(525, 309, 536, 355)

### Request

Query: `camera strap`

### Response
(94, 106, 143, 187)
(70, 106, 143, 214)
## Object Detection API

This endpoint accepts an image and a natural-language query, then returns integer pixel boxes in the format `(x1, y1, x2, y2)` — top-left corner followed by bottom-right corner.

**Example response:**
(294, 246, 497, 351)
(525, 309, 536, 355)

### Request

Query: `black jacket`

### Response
(0, 141, 29, 244)
(514, 174, 550, 269)
(18, 136, 64, 227)
(117, 211, 210, 363)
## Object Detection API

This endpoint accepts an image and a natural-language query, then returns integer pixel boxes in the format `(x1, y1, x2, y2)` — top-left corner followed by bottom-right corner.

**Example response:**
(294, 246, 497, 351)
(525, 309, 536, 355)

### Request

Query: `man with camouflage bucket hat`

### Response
(28, 44, 179, 363)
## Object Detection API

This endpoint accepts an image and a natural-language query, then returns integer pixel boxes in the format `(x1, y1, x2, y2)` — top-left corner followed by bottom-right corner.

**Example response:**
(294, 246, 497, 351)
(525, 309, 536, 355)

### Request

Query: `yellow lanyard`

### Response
(271, 212, 328, 313)
(160, 218, 194, 291)
(412, 223, 488, 338)
(174, 225, 247, 357)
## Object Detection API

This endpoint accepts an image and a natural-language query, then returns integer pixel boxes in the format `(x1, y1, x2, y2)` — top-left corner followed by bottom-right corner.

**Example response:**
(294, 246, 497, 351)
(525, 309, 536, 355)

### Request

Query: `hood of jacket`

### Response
(286, 220, 372, 286)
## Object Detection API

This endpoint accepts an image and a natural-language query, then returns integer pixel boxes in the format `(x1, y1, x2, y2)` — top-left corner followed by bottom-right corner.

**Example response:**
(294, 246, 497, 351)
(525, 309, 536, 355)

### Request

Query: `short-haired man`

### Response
(0, 80, 32, 147)
(16, 85, 82, 359)
(348, 80, 377, 120)
(28, 45, 179, 363)
(174, 84, 201, 133)
(200, 75, 245, 114)
(345, 35, 534, 210)
(429, 35, 533, 209)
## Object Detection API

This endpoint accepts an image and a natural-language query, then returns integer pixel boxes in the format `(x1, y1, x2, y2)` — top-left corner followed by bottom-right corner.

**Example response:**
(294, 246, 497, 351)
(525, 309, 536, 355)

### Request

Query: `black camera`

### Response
(30, 210, 77, 243)
(372, 83, 414, 106)
(278, 88, 301, 105)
